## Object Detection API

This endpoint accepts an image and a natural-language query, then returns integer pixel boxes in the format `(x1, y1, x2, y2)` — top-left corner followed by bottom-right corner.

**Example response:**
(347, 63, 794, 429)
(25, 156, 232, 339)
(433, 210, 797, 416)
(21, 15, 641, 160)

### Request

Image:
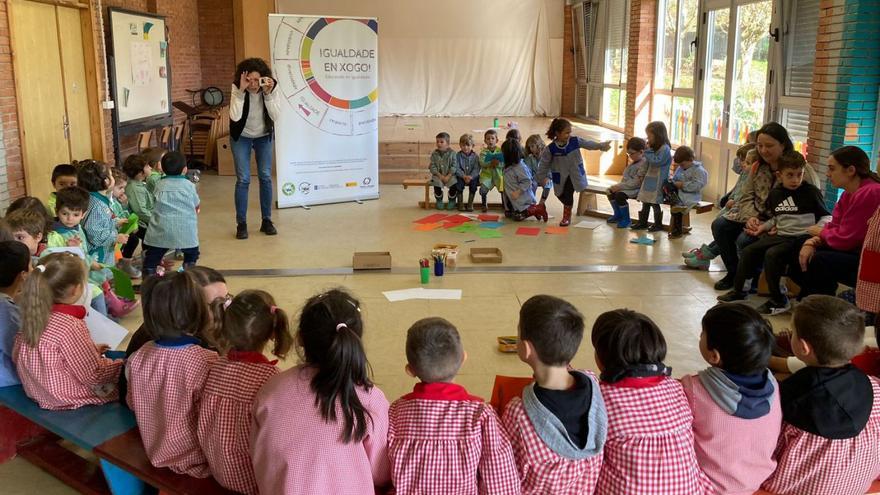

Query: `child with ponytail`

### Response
(197, 290, 292, 495)
(251, 289, 391, 495)
(126, 271, 217, 477)
(13, 252, 123, 410)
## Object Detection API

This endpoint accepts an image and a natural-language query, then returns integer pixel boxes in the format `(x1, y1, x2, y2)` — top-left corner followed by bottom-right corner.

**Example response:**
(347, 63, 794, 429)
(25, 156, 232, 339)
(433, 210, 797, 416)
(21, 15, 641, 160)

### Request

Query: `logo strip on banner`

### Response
(269, 14, 379, 208)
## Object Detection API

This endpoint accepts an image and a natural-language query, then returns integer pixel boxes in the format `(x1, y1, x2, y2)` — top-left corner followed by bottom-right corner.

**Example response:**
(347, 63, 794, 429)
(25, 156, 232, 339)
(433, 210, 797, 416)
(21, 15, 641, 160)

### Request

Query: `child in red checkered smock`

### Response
(196, 290, 292, 495)
(251, 289, 391, 495)
(126, 271, 218, 478)
(681, 304, 781, 495)
(762, 295, 880, 495)
(389, 317, 519, 495)
(591, 309, 714, 495)
(13, 252, 123, 410)
(501, 295, 607, 495)
(857, 207, 880, 318)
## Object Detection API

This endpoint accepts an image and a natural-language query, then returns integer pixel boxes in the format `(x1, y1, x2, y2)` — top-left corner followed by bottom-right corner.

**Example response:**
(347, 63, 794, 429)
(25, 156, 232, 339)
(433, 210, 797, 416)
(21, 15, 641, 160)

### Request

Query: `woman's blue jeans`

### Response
(232, 134, 273, 224)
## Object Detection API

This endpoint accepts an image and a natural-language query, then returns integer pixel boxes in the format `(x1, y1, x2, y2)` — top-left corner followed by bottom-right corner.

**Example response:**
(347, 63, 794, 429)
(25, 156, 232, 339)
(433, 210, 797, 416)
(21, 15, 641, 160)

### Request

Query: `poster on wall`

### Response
(269, 15, 379, 208)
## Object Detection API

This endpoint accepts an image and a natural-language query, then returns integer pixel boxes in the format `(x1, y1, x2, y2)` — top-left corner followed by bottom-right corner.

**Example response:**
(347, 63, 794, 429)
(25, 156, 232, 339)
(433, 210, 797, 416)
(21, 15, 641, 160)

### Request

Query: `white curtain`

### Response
(275, 0, 564, 116)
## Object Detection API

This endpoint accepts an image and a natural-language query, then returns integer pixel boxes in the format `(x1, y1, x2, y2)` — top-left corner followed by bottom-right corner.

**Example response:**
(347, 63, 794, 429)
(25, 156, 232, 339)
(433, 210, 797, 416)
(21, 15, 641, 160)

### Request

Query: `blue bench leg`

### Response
(100, 459, 148, 495)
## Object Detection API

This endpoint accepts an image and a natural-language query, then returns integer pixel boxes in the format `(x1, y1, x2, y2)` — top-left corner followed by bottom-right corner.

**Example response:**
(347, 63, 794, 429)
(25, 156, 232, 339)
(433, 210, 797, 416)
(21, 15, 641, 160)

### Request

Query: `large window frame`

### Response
(652, 0, 699, 146)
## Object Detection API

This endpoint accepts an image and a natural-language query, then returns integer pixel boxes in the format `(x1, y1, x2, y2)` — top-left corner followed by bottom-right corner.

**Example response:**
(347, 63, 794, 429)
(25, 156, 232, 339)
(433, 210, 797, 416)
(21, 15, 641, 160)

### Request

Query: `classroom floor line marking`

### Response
(218, 264, 724, 278)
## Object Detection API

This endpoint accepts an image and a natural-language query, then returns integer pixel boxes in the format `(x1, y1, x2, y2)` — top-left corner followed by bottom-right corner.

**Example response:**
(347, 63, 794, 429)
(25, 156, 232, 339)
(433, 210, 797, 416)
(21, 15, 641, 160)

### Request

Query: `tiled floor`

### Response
(3, 175, 793, 492)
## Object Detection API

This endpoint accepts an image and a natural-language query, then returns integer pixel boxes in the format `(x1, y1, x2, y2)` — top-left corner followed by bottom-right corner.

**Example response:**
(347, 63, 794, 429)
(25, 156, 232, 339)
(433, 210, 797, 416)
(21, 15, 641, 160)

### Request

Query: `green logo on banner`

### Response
(282, 182, 295, 196)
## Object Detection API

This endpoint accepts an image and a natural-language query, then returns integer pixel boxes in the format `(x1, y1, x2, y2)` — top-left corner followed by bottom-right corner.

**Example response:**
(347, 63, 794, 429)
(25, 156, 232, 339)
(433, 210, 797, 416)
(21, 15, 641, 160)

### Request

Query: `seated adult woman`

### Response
(710, 122, 820, 290)
(791, 146, 880, 298)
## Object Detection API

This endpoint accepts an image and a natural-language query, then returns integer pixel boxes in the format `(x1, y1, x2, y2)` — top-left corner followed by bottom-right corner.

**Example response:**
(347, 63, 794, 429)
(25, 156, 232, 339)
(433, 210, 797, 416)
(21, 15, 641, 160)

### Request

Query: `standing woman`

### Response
(230, 58, 282, 240)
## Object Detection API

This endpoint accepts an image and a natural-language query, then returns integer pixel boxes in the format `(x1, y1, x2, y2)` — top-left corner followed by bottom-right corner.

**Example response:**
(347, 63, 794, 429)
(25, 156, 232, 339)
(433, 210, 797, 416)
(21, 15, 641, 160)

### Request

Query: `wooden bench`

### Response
(576, 176, 714, 232)
(403, 178, 504, 210)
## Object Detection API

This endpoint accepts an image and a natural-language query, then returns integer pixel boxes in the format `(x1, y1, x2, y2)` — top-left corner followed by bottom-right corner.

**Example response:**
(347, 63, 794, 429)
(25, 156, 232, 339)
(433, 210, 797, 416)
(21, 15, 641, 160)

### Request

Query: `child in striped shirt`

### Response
(126, 271, 218, 477)
(14, 252, 123, 410)
(501, 295, 606, 495)
(388, 317, 519, 495)
(142, 151, 200, 277)
(762, 295, 880, 495)
(197, 290, 292, 495)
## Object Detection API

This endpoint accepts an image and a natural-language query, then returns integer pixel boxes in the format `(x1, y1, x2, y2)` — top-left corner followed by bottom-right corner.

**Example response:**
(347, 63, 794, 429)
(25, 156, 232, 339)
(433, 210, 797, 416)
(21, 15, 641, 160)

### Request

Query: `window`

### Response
(778, 0, 819, 155)
(652, 0, 698, 146)
(580, 0, 630, 129)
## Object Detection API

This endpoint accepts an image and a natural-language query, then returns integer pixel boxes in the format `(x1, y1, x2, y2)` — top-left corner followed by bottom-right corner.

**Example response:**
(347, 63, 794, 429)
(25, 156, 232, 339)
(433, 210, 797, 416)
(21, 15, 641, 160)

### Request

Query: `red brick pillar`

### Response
(561, 4, 575, 116)
(625, 0, 657, 138)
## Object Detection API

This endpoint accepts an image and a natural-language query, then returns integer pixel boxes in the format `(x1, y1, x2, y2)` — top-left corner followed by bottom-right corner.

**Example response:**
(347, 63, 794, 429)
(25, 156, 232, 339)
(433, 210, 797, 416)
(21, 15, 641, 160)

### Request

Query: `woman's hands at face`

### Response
(262, 77, 275, 94)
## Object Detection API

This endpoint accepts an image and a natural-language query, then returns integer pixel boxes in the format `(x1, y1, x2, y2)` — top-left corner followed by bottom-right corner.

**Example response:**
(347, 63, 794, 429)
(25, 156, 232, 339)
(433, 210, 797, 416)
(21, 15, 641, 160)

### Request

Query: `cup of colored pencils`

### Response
(419, 258, 430, 284)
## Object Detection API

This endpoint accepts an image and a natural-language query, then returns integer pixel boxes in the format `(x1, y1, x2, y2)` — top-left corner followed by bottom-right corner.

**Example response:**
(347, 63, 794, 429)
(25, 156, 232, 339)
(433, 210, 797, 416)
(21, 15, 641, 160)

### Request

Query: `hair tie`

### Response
(270, 305, 277, 314)
(223, 298, 232, 310)
(336, 323, 348, 332)
(35, 265, 46, 273)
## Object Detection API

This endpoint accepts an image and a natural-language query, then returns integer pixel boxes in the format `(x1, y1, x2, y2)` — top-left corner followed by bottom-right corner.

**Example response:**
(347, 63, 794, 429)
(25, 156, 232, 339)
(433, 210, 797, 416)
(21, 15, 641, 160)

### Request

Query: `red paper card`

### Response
(414, 213, 449, 224)
(516, 227, 541, 236)
(478, 214, 500, 222)
(443, 214, 470, 224)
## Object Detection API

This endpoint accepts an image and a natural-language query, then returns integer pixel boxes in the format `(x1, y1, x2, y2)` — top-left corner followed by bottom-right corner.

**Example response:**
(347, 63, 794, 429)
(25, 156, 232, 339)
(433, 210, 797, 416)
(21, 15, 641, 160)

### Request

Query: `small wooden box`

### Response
(470, 247, 503, 264)
(352, 252, 392, 270)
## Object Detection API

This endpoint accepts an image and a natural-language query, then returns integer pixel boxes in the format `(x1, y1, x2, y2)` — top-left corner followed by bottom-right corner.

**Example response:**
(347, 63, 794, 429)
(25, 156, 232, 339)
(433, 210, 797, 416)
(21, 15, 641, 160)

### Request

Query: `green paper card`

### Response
(477, 229, 503, 239)
(109, 267, 136, 301)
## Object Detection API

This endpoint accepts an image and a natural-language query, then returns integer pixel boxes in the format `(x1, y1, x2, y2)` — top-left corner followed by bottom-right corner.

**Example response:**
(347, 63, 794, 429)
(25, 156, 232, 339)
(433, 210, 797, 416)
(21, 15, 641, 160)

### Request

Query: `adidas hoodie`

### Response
(762, 183, 831, 237)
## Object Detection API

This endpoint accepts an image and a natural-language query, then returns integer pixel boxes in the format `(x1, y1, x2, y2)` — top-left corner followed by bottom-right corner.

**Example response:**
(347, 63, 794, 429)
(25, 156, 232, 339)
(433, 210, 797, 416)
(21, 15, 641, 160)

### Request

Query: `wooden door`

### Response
(10, 0, 70, 202)
(57, 5, 92, 162)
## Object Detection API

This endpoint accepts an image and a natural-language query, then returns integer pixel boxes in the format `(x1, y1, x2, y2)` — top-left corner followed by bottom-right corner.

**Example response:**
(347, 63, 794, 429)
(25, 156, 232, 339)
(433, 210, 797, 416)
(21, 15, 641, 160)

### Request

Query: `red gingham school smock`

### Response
(761, 376, 880, 495)
(14, 304, 122, 410)
(857, 207, 880, 314)
(126, 337, 218, 478)
(388, 382, 520, 495)
(250, 365, 391, 495)
(196, 351, 278, 495)
(597, 376, 714, 495)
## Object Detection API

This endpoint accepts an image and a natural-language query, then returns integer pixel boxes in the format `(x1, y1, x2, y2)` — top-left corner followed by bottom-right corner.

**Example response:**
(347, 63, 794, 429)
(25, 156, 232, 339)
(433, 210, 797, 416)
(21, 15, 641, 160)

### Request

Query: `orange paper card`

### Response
(544, 226, 569, 235)
(413, 223, 443, 232)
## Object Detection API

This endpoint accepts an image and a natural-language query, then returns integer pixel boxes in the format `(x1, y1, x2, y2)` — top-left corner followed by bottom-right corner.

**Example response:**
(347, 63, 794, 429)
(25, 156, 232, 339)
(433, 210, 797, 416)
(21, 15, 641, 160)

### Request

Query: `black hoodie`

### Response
(780, 364, 873, 439)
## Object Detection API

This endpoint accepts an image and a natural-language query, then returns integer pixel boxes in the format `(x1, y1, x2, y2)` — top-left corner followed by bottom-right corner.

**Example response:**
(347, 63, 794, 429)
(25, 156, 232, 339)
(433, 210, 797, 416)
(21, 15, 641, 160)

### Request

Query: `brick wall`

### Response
(198, 0, 235, 105)
(624, 0, 656, 138)
(561, 4, 574, 116)
(0, 0, 23, 206)
(806, 0, 880, 205)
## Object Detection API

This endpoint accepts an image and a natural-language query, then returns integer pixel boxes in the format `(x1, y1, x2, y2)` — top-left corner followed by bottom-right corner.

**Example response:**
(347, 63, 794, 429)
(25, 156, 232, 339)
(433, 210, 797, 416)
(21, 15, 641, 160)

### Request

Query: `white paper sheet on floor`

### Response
(383, 288, 463, 302)
(276, 0, 563, 116)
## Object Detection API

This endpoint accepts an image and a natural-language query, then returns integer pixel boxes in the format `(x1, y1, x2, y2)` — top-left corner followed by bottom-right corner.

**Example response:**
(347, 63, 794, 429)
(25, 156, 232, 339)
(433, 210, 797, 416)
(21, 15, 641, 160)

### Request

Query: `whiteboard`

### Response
(109, 9, 171, 124)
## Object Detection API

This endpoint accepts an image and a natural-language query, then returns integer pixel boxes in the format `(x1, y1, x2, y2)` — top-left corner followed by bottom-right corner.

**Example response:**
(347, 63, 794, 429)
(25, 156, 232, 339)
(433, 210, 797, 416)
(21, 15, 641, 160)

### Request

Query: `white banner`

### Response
(269, 15, 379, 208)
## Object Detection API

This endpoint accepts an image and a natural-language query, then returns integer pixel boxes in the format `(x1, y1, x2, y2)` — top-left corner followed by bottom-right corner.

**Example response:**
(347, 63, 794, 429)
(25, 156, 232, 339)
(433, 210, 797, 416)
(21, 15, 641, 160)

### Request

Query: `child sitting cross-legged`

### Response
(501, 295, 606, 495)
(388, 317, 519, 495)
(681, 304, 781, 495)
(761, 295, 880, 495)
(14, 252, 123, 409)
(592, 309, 713, 494)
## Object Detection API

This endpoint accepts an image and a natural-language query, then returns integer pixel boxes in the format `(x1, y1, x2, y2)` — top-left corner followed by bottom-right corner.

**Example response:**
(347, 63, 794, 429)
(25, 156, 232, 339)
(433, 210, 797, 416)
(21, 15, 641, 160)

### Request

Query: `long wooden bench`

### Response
(402, 177, 504, 210)
(576, 175, 714, 232)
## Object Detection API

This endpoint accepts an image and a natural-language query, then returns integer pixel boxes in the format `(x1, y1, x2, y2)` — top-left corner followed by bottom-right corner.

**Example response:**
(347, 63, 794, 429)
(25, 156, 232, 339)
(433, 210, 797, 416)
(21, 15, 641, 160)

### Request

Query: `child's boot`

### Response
(466, 192, 475, 212)
(607, 202, 621, 224)
(559, 205, 572, 227)
(457, 192, 465, 211)
(480, 193, 488, 213)
(668, 212, 684, 239)
(117, 258, 142, 279)
(435, 195, 444, 210)
(102, 281, 139, 318)
(684, 255, 710, 270)
(647, 211, 664, 232)
(535, 202, 548, 222)
(630, 208, 649, 230)
(616, 204, 631, 228)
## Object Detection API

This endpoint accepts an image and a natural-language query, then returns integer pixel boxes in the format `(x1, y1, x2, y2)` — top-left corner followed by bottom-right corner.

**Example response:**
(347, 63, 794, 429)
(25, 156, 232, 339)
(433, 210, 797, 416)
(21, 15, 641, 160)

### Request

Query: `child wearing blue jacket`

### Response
(631, 122, 672, 232)
(454, 134, 480, 212)
(666, 146, 709, 238)
(502, 138, 547, 222)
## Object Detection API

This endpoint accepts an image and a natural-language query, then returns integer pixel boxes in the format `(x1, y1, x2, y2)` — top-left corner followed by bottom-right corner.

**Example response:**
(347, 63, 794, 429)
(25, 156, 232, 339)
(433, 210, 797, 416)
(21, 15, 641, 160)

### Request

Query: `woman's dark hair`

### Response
(209, 289, 292, 358)
(298, 288, 373, 443)
(234, 58, 273, 87)
(75, 159, 111, 192)
(501, 138, 524, 167)
(702, 304, 774, 375)
(830, 145, 880, 183)
(142, 271, 208, 341)
(6, 196, 52, 236)
(519, 295, 584, 366)
(591, 309, 667, 372)
(755, 122, 794, 167)
(545, 118, 572, 140)
(645, 121, 671, 151)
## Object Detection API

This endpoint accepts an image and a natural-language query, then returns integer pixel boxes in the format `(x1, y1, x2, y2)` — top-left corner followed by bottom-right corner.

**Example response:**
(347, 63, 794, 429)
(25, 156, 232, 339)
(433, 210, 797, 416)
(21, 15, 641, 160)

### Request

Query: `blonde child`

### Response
(251, 289, 391, 495)
(666, 146, 708, 238)
(762, 296, 880, 495)
(631, 121, 672, 231)
(680, 304, 780, 494)
(13, 253, 123, 409)
(502, 295, 606, 495)
(536, 118, 611, 226)
(197, 290, 292, 495)
(143, 151, 200, 277)
(524, 134, 551, 206)
(388, 317, 519, 495)
(479, 129, 504, 213)
(454, 134, 480, 212)
(591, 309, 712, 494)
(502, 138, 547, 222)
(47, 164, 78, 217)
(429, 132, 458, 210)
(126, 271, 218, 477)
(606, 137, 647, 229)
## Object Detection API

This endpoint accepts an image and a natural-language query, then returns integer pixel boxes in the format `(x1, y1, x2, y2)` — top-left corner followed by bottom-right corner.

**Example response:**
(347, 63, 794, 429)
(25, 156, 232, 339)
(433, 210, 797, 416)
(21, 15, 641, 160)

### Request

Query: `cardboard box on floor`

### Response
(216, 135, 276, 176)
(353, 252, 392, 270)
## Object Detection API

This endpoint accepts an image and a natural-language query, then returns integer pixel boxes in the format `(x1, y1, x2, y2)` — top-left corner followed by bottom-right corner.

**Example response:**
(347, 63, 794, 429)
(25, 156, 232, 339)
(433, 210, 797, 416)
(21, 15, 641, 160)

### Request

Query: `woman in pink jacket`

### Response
(792, 146, 880, 298)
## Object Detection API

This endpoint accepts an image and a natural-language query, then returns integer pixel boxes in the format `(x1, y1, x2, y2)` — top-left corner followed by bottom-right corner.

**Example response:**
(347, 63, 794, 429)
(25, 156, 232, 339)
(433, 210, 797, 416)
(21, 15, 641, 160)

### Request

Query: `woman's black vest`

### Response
(230, 81, 276, 141)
